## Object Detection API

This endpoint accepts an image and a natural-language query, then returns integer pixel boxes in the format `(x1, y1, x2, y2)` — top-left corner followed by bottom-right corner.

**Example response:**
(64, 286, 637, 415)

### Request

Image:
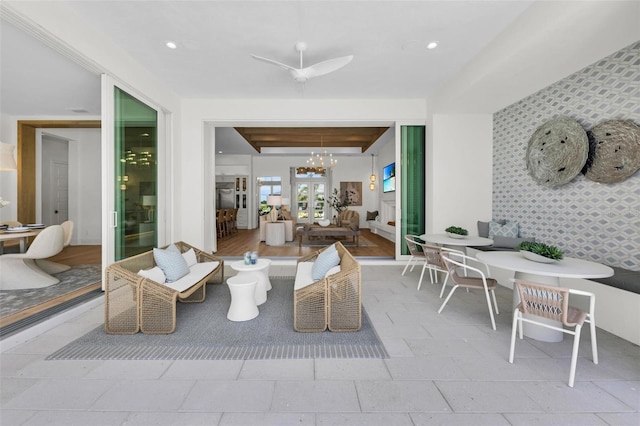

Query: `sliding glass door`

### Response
(103, 75, 164, 271)
(113, 87, 158, 260)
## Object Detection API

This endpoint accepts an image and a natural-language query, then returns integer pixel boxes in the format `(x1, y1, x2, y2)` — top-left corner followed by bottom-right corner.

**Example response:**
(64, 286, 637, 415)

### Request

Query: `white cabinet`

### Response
(235, 176, 249, 229)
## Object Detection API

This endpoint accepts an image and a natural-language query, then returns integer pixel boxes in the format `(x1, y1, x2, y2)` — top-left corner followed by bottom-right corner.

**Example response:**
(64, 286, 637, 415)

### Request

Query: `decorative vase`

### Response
(521, 250, 557, 264)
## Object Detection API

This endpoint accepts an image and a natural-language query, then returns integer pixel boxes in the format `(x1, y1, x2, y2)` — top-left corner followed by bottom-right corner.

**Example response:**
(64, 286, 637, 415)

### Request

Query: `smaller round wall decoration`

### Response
(582, 120, 640, 184)
(526, 117, 589, 188)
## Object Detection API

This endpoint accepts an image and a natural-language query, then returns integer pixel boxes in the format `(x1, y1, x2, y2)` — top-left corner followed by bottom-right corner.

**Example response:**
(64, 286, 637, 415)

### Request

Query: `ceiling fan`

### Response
(251, 42, 353, 83)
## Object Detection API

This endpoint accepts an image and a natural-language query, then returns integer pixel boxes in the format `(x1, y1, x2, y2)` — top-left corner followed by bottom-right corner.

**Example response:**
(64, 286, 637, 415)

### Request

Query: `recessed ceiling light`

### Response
(218, 150, 223, 154)
(166, 41, 177, 49)
(65, 107, 89, 113)
(427, 41, 438, 50)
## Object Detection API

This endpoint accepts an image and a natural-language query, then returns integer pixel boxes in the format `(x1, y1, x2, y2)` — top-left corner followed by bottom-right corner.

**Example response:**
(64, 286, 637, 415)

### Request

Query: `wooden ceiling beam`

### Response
(234, 126, 389, 153)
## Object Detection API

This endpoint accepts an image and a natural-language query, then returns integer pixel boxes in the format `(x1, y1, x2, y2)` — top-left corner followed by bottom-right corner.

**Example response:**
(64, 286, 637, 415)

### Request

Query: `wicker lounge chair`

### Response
(293, 241, 361, 332)
(104, 241, 224, 334)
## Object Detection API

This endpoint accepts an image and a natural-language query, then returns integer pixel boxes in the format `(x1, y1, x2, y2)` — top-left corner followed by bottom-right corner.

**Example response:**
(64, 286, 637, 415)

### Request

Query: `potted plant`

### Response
(517, 241, 564, 263)
(445, 226, 468, 239)
(327, 188, 353, 225)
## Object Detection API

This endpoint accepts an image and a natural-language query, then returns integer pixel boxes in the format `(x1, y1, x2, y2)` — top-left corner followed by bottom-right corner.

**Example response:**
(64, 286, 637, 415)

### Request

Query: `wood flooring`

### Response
(43, 227, 395, 262)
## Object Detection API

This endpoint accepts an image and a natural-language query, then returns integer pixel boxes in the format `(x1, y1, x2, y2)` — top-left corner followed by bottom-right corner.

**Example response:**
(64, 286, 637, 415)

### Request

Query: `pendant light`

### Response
(369, 154, 377, 191)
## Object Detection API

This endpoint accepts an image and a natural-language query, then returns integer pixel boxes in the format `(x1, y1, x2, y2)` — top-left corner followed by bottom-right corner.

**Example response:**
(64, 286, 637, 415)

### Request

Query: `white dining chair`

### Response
(402, 235, 425, 276)
(438, 251, 499, 330)
(0, 225, 65, 290)
(35, 220, 74, 274)
(509, 279, 598, 387)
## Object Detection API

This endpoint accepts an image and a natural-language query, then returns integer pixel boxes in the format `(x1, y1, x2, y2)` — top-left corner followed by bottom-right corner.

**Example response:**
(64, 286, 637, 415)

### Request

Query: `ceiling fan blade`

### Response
(250, 54, 297, 72)
(304, 55, 354, 78)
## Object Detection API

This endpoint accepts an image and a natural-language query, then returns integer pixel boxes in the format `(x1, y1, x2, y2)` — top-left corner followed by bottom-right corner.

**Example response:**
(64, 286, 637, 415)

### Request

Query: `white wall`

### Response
(0, 114, 18, 222)
(429, 114, 493, 236)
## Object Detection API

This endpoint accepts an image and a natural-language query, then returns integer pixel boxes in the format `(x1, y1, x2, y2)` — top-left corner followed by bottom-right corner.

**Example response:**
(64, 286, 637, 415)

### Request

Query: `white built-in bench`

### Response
(368, 220, 395, 242)
(566, 267, 640, 346)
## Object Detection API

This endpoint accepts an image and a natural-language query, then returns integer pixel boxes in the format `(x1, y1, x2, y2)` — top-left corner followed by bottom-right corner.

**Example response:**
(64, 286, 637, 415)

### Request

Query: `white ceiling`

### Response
(1, 0, 535, 117)
(1, 1, 637, 156)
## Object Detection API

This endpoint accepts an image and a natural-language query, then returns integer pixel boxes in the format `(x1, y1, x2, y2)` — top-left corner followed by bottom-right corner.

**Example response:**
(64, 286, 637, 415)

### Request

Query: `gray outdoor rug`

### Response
(47, 276, 388, 361)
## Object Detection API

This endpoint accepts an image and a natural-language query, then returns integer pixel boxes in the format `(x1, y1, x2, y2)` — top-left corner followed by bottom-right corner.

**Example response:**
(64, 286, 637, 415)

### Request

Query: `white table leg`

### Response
(514, 271, 563, 342)
(226, 276, 259, 322)
(263, 259, 272, 291)
(236, 271, 267, 305)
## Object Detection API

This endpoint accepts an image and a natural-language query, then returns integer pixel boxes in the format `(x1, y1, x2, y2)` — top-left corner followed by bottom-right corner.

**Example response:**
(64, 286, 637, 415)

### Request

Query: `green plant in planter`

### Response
(445, 226, 468, 236)
(517, 241, 564, 260)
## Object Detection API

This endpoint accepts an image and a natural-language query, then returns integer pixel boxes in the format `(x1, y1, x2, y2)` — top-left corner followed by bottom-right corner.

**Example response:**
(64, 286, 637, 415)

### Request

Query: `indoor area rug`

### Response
(0, 264, 101, 319)
(47, 277, 388, 361)
(287, 235, 377, 248)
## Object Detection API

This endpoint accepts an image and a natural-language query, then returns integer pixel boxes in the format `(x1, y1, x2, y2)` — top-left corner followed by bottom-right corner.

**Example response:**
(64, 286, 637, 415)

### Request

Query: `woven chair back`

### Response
(515, 280, 570, 325)
(420, 243, 445, 268)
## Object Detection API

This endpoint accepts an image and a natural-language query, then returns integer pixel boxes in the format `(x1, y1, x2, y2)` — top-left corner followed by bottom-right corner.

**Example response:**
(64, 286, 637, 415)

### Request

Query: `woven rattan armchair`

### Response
(294, 241, 362, 332)
(104, 241, 224, 334)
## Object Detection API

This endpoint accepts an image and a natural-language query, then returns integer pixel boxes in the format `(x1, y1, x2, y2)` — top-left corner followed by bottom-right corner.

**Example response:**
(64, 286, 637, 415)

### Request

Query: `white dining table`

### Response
(0, 229, 43, 254)
(476, 251, 614, 342)
(419, 233, 493, 254)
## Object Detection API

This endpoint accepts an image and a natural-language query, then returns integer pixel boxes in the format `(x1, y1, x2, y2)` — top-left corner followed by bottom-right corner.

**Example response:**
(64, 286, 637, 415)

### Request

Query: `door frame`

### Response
(16, 120, 101, 225)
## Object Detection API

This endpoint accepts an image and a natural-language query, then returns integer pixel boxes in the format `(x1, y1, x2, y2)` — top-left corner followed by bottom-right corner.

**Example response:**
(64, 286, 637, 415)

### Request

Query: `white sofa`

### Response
(104, 241, 224, 334)
(293, 242, 361, 332)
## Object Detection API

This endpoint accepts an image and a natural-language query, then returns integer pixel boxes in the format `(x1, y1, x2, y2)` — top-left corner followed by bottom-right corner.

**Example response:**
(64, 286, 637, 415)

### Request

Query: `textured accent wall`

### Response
(493, 41, 640, 270)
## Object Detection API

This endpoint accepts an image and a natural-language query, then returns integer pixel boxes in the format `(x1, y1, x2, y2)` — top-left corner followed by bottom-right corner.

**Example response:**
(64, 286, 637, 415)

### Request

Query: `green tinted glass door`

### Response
(114, 87, 158, 260)
(400, 125, 425, 255)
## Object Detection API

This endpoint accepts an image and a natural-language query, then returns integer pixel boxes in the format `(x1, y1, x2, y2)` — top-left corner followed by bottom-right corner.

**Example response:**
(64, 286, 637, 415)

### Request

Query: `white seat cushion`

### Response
(294, 262, 341, 291)
(163, 261, 219, 293)
(138, 266, 166, 284)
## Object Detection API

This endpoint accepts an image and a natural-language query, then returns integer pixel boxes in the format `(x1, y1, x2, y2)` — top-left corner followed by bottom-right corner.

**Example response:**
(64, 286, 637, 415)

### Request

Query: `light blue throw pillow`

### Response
(311, 243, 341, 281)
(153, 244, 190, 283)
(489, 221, 519, 238)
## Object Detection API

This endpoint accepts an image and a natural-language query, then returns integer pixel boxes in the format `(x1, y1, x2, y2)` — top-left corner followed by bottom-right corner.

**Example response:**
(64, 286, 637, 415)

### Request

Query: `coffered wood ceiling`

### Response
(234, 127, 389, 153)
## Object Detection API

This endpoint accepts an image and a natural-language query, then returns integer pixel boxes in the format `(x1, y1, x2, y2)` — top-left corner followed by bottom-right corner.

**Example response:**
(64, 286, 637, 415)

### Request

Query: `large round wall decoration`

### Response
(526, 116, 589, 188)
(582, 120, 640, 183)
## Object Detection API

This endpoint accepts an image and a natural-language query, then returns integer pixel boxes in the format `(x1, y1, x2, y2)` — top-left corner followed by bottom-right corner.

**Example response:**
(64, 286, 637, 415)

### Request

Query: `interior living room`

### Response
(0, 1, 639, 423)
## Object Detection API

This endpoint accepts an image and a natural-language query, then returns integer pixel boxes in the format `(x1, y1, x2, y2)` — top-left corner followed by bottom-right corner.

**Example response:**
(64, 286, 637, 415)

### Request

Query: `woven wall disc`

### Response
(582, 120, 640, 183)
(526, 117, 589, 188)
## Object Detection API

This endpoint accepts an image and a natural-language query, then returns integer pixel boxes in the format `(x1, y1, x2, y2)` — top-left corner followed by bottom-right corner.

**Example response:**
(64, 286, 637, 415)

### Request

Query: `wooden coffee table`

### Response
(298, 224, 360, 247)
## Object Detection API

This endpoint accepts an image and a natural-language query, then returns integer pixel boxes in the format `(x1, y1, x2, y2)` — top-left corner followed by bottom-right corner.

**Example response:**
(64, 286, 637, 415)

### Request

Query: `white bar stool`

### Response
(226, 276, 259, 321)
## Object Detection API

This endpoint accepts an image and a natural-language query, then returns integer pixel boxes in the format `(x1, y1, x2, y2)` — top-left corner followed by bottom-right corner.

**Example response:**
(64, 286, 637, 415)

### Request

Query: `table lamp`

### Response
(141, 195, 156, 223)
(266, 195, 282, 222)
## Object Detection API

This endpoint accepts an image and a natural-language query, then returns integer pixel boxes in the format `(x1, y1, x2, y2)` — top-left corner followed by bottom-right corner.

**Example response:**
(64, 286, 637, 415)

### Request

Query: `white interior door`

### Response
(50, 161, 69, 225)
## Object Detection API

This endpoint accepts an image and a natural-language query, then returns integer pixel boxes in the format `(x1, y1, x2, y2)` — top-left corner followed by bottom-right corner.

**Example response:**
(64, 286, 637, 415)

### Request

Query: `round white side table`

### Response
(226, 276, 259, 321)
(230, 259, 272, 305)
(266, 222, 285, 246)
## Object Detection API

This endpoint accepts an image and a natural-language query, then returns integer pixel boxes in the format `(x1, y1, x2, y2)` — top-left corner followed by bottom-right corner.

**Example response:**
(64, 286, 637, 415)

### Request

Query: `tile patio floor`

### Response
(1, 264, 639, 425)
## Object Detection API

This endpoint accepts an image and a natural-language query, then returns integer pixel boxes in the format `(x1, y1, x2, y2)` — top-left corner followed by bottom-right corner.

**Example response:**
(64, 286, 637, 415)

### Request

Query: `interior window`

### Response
(257, 176, 281, 214)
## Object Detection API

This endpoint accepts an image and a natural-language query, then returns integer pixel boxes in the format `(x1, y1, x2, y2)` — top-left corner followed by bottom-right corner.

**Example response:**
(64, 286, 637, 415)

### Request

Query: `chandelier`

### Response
(297, 137, 337, 175)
